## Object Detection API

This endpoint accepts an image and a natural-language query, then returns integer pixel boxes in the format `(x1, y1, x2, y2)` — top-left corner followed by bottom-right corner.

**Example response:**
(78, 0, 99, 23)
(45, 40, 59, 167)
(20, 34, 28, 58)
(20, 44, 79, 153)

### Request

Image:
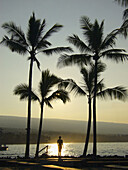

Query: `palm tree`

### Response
(1, 13, 72, 158)
(57, 16, 128, 156)
(14, 69, 70, 158)
(59, 62, 127, 157)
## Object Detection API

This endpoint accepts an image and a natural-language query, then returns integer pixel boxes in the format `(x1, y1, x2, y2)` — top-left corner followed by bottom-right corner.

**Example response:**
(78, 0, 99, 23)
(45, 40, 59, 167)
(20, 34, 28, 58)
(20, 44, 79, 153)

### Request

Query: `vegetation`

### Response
(1, 13, 72, 158)
(57, 16, 128, 156)
(1, 1, 128, 158)
(14, 69, 70, 157)
(59, 62, 127, 156)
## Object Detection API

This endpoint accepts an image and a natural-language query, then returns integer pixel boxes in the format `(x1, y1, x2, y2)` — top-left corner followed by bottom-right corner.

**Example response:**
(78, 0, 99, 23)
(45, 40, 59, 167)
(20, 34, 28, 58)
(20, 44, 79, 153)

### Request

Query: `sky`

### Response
(0, 0, 128, 124)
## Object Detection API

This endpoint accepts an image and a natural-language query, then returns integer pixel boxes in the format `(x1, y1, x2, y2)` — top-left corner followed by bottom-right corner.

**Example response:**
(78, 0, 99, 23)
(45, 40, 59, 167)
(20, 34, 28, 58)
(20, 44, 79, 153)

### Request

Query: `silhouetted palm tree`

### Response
(57, 16, 128, 156)
(1, 13, 72, 158)
(14, 69, 70, 158)
(59, 62, 127, 156)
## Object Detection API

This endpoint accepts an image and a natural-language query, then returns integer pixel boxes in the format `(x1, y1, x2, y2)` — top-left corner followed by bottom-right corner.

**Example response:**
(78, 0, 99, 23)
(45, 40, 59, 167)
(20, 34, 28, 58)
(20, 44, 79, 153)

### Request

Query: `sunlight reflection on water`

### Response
(40, 143, 84, 157)
(39, 143, 70, 156)
(0, 143, 128, 158)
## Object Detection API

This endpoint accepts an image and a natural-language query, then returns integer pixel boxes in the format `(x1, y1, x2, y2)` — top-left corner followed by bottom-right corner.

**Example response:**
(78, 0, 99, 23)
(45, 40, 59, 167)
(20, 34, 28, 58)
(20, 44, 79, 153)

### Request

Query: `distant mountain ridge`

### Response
(0, 115, 128, 135)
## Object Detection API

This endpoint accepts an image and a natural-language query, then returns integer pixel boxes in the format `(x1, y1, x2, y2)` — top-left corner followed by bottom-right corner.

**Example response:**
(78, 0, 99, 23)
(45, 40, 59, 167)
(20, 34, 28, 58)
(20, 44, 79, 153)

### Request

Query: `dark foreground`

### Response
(0, 155, 128, 169)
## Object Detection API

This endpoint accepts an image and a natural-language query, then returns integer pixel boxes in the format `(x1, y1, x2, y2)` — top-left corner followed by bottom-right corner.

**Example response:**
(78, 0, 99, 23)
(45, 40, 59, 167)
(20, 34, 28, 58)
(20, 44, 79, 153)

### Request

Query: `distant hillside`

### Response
(0, 116, 128, 135)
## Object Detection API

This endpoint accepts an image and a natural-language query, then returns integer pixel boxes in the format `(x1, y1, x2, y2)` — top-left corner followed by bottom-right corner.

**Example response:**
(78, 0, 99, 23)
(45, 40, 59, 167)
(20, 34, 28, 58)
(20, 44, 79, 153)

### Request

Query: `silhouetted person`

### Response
(57, 136, 63, 157)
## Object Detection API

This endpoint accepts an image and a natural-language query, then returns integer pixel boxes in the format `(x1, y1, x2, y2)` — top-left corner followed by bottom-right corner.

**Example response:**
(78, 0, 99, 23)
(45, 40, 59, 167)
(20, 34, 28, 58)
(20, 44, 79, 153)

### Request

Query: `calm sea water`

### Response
(0, 143, 128, 158)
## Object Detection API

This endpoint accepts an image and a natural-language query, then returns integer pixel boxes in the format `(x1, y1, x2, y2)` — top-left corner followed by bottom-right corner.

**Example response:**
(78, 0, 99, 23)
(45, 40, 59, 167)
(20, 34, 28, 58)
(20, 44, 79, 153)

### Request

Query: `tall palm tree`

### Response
(1, 13, 72, 158)
(14, 69, 70, 158)
(59, 62, 127, 157)
(57, 16, 128, 156)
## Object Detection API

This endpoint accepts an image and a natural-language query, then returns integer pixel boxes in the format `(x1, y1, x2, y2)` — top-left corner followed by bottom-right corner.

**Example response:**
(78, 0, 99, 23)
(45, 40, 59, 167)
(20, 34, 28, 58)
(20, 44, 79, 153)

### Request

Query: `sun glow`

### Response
(47, 143, 66, 156)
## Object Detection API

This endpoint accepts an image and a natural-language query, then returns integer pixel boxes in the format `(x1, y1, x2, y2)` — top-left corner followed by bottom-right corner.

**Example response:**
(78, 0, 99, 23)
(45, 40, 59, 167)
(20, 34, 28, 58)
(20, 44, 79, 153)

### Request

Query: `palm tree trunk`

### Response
(93, 58, 98, 157)
(35, 102, 44, 158)
(25, 57, 34, 158)
(83, 96, 92, 156)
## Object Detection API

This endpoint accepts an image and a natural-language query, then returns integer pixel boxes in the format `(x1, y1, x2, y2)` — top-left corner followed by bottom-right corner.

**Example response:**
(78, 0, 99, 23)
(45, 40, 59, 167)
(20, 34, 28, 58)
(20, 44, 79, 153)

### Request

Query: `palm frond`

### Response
(42, 47, 73, 55)
(59, 79, 86, 96)
(100, 30, 117, 50)
(35, 19, 53, 50)
(39, 70, 62, 98)
(102, 49, 126, 55)
(36, 19, 46, 40)
(42, 70, 62, 86)
(2, 22, 27, 45)
(58, 79, 71, 89)
(34, 57, 41, 70)
(80, 64, 105, 95)
(1, 36, 28, 54)
(80, 17, 104, 52)
(89, 20, 104, 51)
(95, 79, 105, 94)
(36, 40, 51, 51)
(123, 9, 128, 20)
(57, 54, 91, 68)
(119, 20, 128, 38)
(97, 86, 128, 101)
(27, 56, 40, 70)
(43, 24, 63, 40)
(13, 84, 40, 102)
(96, 62, 106, 74)
(47, 89, 70, 104)
(27, 12, 41, 47)
(44, 99, 53, 108)
(104, 51, 128, 62)
(67, 34, 91, 53)
(89, 62, 106, 76)
(80, 16, 92, 32)
(81, 66, 95, 93)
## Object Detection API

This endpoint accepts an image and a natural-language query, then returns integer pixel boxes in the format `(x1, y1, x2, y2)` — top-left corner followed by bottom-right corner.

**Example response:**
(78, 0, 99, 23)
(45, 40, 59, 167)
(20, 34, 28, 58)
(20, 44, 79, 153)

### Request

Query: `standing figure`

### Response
(57, 136, 63, 157)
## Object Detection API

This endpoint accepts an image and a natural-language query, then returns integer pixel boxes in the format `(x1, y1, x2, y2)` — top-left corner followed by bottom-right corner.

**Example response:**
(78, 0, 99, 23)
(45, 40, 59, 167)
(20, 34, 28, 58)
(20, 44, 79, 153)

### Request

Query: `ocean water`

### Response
(0, 143, 128, 158)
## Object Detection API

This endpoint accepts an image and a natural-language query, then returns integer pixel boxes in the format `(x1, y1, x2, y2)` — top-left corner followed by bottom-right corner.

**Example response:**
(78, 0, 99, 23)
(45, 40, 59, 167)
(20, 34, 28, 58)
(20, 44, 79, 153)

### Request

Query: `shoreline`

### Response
(0, 155, 128, 169)
(3, 141, 128, 145)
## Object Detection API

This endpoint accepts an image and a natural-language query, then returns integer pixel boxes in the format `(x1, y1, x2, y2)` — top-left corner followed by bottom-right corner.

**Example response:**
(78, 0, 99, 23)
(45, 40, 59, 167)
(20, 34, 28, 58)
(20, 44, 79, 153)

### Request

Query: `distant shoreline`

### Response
(1, 127, 128, 144)
(0, 116, 128, 144)
(4, 141, 128, 145)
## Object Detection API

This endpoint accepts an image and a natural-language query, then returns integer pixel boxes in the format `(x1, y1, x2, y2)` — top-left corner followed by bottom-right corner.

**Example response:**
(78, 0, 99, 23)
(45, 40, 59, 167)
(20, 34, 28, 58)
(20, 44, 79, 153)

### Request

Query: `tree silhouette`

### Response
(59, 62, 127, 156)
(57, 16, 128, 156)
(1, 13, 72, 158)
(14, 69, 70, 157)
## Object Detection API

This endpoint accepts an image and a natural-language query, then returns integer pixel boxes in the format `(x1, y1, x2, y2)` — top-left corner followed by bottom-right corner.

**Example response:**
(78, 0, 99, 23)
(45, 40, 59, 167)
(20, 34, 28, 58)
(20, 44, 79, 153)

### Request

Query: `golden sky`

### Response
(0, 0, 128, 124)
